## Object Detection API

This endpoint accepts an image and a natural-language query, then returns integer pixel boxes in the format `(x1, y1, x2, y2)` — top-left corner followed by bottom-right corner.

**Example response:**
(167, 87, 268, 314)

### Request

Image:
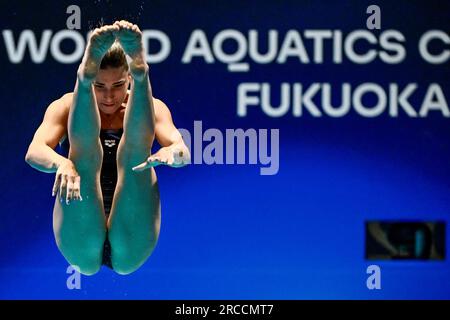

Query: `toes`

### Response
(106, 25, 117, 32)
(108, 25, 120, 34)
(118, 20, 135, 31)
(113, 21, 141, 43)
(92, 28, 102, 36)
(95, 26, 108, 36)
(95, 21, 137, 35)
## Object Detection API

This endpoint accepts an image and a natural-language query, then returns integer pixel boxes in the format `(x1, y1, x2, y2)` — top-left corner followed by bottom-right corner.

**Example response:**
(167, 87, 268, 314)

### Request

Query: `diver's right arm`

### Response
(25, 141, 70, 173)
(25, 95, 71, 173)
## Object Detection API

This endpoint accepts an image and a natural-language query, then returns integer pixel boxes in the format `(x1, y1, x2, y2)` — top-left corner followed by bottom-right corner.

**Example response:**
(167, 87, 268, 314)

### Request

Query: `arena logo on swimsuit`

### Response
(177, 121, 279, 176)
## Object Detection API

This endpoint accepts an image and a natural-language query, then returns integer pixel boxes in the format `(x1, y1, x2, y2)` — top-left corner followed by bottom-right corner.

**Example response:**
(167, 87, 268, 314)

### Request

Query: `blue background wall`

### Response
(0, 0, 449, 299)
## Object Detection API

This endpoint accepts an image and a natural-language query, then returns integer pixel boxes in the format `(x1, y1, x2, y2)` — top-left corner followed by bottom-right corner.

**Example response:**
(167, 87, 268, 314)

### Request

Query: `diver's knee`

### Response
(112, 262, 140, 275)
(76, 261, 102, 276)
(111, 245, 156, 275)
(57, 238, 105, 276)
(64, 251, 102, 276)
(111, 255, 145, 275)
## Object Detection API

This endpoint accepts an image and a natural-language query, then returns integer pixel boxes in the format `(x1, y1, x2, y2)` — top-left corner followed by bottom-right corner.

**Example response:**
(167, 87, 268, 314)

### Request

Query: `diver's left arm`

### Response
(132, 99, 190, 171)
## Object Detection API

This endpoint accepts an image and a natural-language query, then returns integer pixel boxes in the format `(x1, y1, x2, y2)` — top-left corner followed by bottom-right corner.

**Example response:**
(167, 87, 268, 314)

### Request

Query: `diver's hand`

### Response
(52, 159, 82, 204)
(132, 147, 185, 172)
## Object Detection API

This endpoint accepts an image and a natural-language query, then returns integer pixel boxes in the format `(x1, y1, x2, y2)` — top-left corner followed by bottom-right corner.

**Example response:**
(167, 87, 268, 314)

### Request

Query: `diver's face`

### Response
(94, 67, 130, 114)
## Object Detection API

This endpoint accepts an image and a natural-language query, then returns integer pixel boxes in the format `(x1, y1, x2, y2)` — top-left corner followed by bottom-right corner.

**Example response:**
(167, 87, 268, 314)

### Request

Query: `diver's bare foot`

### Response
(114, 20, 148, 81)
(78, 25, 119, 84)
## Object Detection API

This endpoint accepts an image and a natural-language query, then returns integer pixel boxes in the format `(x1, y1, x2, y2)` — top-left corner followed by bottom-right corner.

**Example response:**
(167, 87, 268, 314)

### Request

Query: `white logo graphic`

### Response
(66, 265, 81, 290)
(178, 120, 280, 175)
(366, 5, 381, 30)
(366, 265, 381, 290)
(104, 139, 116, 148)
